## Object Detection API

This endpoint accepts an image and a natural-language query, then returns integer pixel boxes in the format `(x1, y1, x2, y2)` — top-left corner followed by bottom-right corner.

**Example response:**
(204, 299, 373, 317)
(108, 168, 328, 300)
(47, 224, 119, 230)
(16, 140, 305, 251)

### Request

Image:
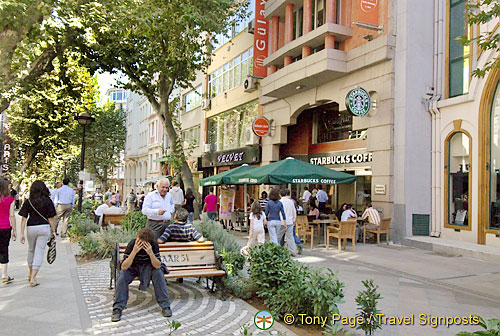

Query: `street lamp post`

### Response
(76, 112, 94, 212)
(63, 157, 70, 179)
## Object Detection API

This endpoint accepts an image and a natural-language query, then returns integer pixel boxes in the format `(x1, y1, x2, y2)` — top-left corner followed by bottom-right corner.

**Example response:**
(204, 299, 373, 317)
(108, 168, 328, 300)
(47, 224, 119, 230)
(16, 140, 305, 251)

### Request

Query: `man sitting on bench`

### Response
(112, 228, 172, 322)
(157, 208, 205, 244)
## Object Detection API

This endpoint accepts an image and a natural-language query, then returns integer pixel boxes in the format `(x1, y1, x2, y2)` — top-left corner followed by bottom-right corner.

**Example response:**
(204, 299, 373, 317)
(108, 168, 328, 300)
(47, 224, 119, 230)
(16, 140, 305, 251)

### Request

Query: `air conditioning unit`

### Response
(243, 77, 258, 93)
(245, 127, 259, 146)
(201, 98, 211, 110)
(203, 143, 211, 152)
(247, 20, 255, 34)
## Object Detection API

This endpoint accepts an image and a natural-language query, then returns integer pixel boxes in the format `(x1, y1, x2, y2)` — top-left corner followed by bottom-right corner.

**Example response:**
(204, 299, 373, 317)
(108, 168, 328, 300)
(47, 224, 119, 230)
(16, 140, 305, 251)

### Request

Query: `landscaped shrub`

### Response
(355, 280, 382, 335)
(457, 316, 500, 336)
(68, 212, 99, 240)
(248, 242, 345, 324)
(121, 211, 147, 233)
(79, 228, 137, 259)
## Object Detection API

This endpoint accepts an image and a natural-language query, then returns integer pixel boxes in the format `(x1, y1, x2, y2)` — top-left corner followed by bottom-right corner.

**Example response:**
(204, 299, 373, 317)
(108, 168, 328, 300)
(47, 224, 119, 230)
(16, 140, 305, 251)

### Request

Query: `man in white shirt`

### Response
(55, 178, 75, 238)
(95, 200, 112, 224)
(278, 189, 298, 256)
(50, 182, 62, 206)
(341, 204, 358, 222)
(300, 186, 311, 214)
(169, 181, 184, 211)
(316, 185, 328, 212)
(100, 201, 126, 226)
(142, 178, 175, 238)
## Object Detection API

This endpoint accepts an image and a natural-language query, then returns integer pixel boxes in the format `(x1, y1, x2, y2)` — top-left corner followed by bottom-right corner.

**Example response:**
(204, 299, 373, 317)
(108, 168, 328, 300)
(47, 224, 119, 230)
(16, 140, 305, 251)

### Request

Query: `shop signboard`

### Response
(346, 87, 371, 117)
(252, 116, 270, 136)
(201, 145, 261, 168)
(253, 0, 269, 78)
(219, 188, 235, 220)
(358, 0, 379, 26)
(309, 152, 373, 166)
(374, 184, 386, 195)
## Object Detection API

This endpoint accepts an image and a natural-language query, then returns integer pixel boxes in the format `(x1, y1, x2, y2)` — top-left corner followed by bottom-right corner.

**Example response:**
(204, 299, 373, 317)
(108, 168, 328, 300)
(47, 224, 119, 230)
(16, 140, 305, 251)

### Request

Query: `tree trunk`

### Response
(12, 147, 37, 190)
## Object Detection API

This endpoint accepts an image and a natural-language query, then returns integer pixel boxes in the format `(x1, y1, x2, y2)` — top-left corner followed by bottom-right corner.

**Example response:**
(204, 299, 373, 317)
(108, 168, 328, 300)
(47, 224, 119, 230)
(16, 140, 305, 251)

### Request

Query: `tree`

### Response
(462, 1, 500, 77)
(6, 54, 98, 188)
(85, 103, 126, 190)
(84, 0, 245, 216)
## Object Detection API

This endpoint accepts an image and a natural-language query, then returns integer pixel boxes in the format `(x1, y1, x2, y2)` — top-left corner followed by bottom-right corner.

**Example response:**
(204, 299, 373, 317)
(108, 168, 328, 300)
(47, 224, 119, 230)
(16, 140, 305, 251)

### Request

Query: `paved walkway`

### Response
(0, 236, 92, 335)
(232, 231, 500, 336)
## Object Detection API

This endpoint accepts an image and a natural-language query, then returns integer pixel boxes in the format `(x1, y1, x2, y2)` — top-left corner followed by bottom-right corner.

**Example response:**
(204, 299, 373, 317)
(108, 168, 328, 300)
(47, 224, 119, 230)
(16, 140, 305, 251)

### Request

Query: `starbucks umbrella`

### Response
(227, 157, 357, 185)
(199, 164, 255, 186)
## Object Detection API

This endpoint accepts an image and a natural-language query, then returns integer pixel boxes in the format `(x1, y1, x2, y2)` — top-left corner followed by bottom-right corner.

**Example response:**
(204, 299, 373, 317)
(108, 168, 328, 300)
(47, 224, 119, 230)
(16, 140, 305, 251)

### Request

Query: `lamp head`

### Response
(77, 112, 94, 126)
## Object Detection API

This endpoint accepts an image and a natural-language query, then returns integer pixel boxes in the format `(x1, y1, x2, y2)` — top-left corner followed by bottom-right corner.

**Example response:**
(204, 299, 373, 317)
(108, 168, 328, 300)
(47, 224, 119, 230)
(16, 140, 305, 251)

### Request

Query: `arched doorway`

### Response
(478, 67, 500, 244)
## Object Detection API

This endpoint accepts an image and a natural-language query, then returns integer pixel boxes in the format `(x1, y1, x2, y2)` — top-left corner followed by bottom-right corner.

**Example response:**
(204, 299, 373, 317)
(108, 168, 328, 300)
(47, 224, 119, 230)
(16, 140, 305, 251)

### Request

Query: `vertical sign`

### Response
(253, 0, 269, 78)
(2, 142, 10, 173)
(219, 188, 235, 220)
(357, 0, 379, 26)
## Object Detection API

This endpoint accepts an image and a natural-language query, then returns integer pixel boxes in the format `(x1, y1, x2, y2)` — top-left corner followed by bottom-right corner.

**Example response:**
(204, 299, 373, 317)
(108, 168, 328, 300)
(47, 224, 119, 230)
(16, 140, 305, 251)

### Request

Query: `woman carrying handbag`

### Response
(19, 181, 57, 287)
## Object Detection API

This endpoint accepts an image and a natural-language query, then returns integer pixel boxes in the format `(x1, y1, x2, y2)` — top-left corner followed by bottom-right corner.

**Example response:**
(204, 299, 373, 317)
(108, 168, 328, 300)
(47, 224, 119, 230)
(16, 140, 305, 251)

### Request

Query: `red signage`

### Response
(358, 0, 379, 26)
(253, 0, 269, 78)
(252, 117, 270, 137)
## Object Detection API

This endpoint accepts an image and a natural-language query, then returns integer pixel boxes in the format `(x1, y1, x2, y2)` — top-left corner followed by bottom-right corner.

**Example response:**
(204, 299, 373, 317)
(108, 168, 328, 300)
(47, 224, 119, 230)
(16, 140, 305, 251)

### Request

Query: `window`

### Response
(448, 0, 470, 97)
(490, 84, 500, 230)
(312, 102, 352, 143)
(209, 48, 253, 98)
(182, 126, 200, 148)
(293, 7, 304, 40)
(212, 0, 255, 51)
(445, 131, 471, 228)
(183, 86, 202, 113)
(207, 101, 258, 151)
(314, 0, 326, 29)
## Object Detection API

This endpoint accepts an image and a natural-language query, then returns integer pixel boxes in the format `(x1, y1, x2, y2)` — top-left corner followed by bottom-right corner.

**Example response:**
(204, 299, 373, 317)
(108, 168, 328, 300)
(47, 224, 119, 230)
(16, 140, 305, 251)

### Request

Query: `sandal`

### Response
(29, 281, 40, 287)
(2, 276, 14, 284)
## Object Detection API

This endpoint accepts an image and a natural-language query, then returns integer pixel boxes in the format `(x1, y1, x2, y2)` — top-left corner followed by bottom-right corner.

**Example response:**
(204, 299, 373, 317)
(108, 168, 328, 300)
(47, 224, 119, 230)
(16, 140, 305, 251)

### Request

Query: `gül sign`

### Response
(253, 0, 269, 78)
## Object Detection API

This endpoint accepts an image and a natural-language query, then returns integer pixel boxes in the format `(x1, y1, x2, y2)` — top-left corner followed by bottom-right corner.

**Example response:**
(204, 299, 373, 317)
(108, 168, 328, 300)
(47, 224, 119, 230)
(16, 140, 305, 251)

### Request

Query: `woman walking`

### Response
(19, 180, 57, 287)
(0, 179, 16, 284)
(183, 188, 195, 223)
(265, 189, 286, 244)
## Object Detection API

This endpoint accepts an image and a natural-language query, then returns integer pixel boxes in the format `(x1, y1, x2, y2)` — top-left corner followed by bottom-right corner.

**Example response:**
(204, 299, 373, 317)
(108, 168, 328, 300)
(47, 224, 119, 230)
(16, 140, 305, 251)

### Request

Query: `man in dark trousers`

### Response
(111, 228, 172, 322)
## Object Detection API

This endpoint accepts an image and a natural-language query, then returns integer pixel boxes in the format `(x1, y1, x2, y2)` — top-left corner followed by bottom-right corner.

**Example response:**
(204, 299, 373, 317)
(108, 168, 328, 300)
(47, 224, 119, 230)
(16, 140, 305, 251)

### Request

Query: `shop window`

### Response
(313, 102, 352, 143)
(448, 0, 470, 97)
(489, 84, 500, 230)
(445, 131, 471, 229)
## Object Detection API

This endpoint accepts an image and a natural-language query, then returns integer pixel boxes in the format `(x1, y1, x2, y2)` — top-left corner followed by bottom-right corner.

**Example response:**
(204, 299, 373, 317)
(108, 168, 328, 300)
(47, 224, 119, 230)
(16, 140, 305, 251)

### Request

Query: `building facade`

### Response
(431, 0, 500, 247)
(256, 0, 433, 243)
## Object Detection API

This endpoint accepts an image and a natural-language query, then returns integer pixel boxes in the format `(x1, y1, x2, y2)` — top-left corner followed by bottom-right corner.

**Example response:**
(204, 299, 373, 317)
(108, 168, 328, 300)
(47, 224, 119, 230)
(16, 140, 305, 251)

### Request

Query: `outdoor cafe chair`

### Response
(363, 218, 391, 245)
(296, 216, 315, 249)
(326, 219, 357, 252)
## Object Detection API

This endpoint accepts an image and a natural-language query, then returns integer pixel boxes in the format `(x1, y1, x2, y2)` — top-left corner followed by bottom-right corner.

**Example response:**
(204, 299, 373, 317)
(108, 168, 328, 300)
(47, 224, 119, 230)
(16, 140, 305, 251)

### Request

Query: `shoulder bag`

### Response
(28, 199, 56, 264)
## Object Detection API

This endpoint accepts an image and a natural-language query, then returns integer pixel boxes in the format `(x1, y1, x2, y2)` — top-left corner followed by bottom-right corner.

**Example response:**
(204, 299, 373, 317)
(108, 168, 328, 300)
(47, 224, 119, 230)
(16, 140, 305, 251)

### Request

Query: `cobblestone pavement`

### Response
(76, 260, 295, 336)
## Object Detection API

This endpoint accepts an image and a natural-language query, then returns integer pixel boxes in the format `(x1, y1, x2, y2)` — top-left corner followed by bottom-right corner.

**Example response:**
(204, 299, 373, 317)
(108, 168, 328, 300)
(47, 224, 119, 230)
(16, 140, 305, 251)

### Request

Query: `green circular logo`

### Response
(254, 310, 274, 330)
(346, 87, 371, 117)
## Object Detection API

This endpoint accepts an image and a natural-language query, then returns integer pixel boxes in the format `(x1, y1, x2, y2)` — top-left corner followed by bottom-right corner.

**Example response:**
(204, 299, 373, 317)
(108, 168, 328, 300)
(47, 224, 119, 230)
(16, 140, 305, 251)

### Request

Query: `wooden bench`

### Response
(102, 213, 126, 227)
(111, 241, 227, 299)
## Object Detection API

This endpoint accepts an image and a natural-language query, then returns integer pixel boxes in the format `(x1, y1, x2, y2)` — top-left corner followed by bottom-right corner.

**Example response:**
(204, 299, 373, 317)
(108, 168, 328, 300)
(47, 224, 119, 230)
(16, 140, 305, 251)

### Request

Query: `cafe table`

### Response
(312, 219, 339, 247)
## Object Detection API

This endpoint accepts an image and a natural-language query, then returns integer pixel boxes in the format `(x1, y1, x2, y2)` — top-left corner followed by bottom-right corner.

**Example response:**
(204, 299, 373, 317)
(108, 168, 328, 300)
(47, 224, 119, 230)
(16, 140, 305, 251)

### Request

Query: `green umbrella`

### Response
(227, 157, 357, 185)
(199, 164, 256, 186)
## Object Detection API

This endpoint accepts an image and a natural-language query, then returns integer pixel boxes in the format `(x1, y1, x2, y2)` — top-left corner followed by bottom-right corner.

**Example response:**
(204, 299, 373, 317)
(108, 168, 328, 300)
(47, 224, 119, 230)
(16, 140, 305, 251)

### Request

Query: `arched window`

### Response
(445, 131, 471, 229)
(489, 84, 500, 230)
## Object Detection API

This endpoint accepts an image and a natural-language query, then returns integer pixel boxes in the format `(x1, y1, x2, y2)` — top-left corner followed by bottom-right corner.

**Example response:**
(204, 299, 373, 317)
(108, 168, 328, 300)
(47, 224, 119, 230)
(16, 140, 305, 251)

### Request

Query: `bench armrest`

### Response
(212, 243, 227, 275)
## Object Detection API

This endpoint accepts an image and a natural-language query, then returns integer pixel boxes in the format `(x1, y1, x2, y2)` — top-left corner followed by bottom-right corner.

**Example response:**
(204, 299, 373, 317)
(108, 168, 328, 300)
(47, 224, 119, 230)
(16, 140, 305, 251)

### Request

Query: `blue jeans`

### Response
(268, 220, 282, 244)
(280, 225, 302, 247)
(207, 211, 217, 220)
(188, 212, 194, 223)
(113, 266, 171, 311)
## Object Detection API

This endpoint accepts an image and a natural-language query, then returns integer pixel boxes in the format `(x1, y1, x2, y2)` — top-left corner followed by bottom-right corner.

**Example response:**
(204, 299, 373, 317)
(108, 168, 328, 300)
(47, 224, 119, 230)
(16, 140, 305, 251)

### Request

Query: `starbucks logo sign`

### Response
(346, 87, 371, 117)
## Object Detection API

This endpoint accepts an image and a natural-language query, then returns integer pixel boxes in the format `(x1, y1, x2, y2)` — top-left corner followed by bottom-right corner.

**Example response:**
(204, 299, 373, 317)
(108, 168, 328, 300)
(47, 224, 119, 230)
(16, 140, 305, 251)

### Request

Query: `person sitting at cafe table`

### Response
(157, 208, 205, 244)
(308, 202, 320, 219)
(341, 204, 357, 221)
(361, 203, 381, 230)
(336, 203, 348, 222)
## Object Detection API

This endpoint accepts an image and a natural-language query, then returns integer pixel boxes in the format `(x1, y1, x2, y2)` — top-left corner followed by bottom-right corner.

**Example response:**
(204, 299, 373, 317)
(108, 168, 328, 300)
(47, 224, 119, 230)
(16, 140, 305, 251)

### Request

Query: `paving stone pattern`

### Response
(76, 260, 292, 336)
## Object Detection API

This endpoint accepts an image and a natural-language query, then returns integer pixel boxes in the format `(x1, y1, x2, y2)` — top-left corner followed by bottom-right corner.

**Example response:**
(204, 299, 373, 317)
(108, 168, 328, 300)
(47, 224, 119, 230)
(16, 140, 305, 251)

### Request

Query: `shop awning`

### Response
(199, 164, 255, 186)
(153, 156, 174, 163)
(227, 157, 357, 185)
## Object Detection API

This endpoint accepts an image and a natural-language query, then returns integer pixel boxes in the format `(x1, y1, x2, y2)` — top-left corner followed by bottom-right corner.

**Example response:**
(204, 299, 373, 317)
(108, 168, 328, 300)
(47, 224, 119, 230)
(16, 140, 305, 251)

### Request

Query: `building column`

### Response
(325, 0, 336, 49)
(284, 3, 294, 66)
(269, 16, 280, 74)
(302, 0, 313, 57)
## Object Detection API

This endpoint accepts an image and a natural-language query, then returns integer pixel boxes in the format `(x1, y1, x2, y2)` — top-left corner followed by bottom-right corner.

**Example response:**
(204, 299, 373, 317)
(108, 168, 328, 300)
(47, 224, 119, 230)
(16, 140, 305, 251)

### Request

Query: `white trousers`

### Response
(27, 225, 50, 270)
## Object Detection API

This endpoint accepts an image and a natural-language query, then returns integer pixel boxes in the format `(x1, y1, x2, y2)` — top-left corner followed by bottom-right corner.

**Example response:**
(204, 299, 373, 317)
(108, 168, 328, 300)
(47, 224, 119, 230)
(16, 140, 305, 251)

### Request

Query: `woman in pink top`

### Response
(0, 179, 16, 284)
